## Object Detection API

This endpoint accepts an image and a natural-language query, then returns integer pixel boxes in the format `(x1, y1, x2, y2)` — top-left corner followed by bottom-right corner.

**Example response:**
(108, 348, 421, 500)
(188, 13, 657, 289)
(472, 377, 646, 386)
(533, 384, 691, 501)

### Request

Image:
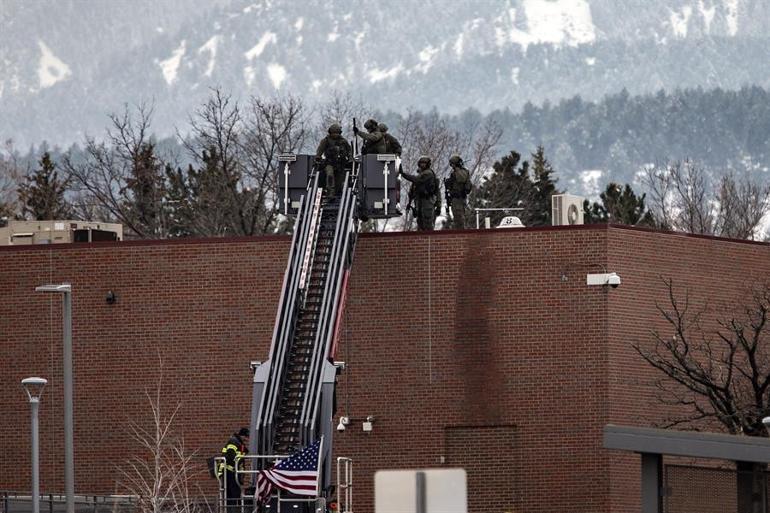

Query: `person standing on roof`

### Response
(379, 123, 402, 156)
(353, 119, 387, 155)
(399, 156, 440, 231)
(316, 123, 352, 196)
(217, 427, 250, 513)
(445, 154, 473, 229)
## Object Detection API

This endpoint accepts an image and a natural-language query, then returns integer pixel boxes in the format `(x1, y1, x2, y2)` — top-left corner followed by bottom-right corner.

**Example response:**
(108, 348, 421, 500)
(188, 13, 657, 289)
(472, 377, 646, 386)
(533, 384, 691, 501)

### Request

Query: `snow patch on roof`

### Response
(367, 63, 404, 83)
(585, 57, 596, 66)
(267, 63, 286, 89)
(724, 0, 739, 36)
(37, 40, 72, 89)
(198, 35, 220, 77)
(504, 0, 595, 49)
(670, 6, 692, 38)
(245, 32, 276, 60)
(159, 40, 186, 85)
(580, 169, 603, 196)
(698, 0, 716, 32)
(294, 17, 304, 31)
(327, 31, 340, 42)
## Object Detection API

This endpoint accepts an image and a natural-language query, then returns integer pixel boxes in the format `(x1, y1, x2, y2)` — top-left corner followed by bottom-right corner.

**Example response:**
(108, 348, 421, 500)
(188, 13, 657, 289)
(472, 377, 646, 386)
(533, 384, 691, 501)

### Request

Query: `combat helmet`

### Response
(328, 123, 342, 135)
(449, 154, 463, 167)
(363, 118, 378, 131)
(378, 123, 388, 133)
(417, 155, 432, 167)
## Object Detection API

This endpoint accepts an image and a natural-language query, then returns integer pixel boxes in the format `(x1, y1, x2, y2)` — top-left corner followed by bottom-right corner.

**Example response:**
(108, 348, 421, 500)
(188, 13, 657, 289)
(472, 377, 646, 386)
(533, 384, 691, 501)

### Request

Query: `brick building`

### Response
(1, 225, 769, 513)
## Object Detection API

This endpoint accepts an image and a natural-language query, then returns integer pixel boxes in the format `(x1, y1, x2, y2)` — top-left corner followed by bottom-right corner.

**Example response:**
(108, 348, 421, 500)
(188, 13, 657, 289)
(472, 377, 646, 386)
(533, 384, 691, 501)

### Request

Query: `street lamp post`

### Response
(22, 377, 48, 513)
(35, 284, 74, 513)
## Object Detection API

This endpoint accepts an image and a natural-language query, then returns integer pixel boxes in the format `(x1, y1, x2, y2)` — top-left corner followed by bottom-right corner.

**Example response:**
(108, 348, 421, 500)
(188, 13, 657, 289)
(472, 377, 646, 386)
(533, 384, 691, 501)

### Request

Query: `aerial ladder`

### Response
(237, 137, 400, 513)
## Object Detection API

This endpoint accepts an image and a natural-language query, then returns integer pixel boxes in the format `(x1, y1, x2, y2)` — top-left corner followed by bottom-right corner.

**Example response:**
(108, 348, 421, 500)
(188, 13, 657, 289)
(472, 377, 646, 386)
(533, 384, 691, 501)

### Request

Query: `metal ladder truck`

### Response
(225, 145, 400, 513)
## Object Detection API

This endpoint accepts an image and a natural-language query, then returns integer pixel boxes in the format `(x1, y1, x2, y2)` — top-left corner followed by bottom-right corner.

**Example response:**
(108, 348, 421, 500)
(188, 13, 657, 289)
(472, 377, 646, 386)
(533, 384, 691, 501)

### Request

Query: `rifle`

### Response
(405, 183, 416, 217)
(352, 118, 359, 158)
(444, 177, 453, 223)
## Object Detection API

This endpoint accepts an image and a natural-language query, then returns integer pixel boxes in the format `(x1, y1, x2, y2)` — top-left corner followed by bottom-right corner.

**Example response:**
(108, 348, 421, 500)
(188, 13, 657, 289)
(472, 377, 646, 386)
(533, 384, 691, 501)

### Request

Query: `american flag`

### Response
(257, 439, 322, 502)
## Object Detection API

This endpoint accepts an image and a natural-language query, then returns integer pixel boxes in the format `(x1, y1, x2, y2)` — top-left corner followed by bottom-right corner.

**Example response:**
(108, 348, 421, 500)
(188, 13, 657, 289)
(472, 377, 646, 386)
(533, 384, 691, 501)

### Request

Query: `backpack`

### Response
(421, 171, 438, 197)
(453, 167, 472, 196)
(207, 456, 217, 478)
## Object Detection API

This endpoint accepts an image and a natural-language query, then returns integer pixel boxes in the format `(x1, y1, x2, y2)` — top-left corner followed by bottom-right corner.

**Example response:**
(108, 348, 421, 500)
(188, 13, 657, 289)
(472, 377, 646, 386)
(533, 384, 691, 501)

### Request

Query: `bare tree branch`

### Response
(634, 278, 770, 435)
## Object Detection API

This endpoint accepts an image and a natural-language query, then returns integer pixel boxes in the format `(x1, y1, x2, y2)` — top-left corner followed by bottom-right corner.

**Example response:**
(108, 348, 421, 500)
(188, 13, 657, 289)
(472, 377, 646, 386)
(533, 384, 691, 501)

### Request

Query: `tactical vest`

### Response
(324, 138, 348, 165)
(449, 167, 471, 198)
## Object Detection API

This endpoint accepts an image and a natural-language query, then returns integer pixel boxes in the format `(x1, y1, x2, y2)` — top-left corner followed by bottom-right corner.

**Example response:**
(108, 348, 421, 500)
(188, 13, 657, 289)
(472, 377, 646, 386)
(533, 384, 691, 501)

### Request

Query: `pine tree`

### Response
(18, 152, 71, 220)
(584, 182, 654, 226)
(529, 145, 559, 226)
(165, 147, 235, 237)
(471, 146, 561, 228)
(471, 150, 532, 227)
(124, 142, 168, 237)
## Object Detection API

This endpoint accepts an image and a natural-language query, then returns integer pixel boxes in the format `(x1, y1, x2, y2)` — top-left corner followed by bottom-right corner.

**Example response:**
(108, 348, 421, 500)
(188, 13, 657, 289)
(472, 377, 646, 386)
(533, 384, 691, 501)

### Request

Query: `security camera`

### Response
(337, 416, 349, 432)
(607, 273, 621, 288)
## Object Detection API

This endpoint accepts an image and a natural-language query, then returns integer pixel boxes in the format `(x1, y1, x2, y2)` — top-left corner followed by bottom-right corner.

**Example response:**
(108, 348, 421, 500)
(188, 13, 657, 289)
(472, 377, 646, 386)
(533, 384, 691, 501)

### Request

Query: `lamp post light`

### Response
(22, 377, 47, 513)
(35, 283, 74, 513)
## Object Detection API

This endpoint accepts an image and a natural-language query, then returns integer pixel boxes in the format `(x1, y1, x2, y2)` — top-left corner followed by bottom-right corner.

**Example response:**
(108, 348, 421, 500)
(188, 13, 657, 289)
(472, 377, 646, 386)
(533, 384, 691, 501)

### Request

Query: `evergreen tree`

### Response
(471, 150, 532, 227)
(529, 145, 560, 226)
(165, 147, 235, 237)
(472, 146, 560, 228)
(584, 182, 654, 226)
(124, 142, 168, 238)
(18, 152, 71, 220)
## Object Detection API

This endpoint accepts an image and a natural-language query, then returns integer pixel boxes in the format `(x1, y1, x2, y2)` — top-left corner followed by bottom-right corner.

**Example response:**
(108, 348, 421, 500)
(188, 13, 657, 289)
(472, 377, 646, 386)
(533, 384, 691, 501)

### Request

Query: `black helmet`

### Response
(449, 154, 463, 166)
(378, 123, 388, 133)
(364, 119, 378, 131)
(237, 427, 250, 438)
(328, 123, 342, 135)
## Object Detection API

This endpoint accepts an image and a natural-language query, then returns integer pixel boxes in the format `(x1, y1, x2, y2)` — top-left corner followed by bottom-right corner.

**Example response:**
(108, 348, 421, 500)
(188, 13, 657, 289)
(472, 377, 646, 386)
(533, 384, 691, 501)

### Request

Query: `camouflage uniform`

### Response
(400, 156, 440, 231)
(355, 119, 387, 155)
(316, 124, 352, 196)
(445, 154, 472, 229)
(378, 123, 402, 156)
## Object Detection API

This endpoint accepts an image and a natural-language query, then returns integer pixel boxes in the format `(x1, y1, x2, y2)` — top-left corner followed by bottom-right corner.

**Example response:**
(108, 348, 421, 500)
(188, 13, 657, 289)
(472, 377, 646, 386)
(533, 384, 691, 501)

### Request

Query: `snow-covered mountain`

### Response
(2, 0, 770, 147)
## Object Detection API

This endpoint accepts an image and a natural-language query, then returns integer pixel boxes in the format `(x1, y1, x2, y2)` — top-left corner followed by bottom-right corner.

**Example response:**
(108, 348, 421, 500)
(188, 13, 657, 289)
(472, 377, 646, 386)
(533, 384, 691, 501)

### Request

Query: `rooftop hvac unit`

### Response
(551, 194, 585, 226)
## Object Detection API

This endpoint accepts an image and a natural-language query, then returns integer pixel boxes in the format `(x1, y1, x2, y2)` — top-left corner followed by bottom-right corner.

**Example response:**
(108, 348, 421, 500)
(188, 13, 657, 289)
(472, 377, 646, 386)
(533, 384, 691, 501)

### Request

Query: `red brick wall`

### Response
(605, 227, 770, 512)
(2, 226, 769, 513)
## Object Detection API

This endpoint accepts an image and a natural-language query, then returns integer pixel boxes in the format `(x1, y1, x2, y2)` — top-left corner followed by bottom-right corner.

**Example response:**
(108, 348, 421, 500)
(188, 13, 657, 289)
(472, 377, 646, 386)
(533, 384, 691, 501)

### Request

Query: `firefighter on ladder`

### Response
(218, 427, 250, 513)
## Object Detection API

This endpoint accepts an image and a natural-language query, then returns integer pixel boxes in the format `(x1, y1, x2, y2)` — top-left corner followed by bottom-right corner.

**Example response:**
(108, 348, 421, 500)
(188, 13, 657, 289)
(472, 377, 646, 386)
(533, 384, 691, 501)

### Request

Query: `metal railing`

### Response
(257, 173, 321, 456)
(1, 493, 136, 513)
(474, 207, 524, 229)
(213, 455, 328, 513)
(336, 458, 353, 513)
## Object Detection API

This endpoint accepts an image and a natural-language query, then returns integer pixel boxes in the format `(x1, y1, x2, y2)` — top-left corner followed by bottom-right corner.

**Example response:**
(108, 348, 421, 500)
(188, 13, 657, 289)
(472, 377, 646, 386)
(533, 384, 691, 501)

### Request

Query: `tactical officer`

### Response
(445, 154, 473, 229)
(400, 156, 440, 231)
(378, 123, 402, 156)
(353, 118, 386, 155)
(218, 427, 250, 513)
(316, 123, 352, 196)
